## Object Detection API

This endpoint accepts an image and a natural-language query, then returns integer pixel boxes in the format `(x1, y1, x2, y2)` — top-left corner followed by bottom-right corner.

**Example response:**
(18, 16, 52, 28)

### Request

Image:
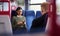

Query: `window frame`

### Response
(0, 2, 9, 12)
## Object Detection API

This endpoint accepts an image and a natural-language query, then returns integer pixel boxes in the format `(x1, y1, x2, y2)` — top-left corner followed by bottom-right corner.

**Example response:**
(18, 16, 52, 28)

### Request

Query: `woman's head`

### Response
(41, 2, 49, 14)
(16, 7, 22, 15)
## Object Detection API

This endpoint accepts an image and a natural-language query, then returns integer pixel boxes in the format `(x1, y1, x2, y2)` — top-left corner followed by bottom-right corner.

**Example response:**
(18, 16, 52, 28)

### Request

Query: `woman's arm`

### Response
(11, 16, 16, 28)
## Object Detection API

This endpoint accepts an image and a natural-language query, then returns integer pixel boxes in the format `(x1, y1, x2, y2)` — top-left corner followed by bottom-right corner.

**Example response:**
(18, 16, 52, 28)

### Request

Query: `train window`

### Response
(3, 2, 9, 11)
(29, 0, 46, 11)
(16, 0, 25, 10)
(10, 0, 25, 10)
(10, 1, 18, 10)
(56, 0, 60, 15)
(0, 2, 9, 11)
(30, 0, 46, 4)
(16, 0, 24, 6)
(56, 0, 60, 26)
(29, 5, 41, 11)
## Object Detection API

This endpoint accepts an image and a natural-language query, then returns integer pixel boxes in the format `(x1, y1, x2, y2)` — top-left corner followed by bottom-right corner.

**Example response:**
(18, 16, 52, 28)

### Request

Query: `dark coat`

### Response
(31, 13, 48, 28)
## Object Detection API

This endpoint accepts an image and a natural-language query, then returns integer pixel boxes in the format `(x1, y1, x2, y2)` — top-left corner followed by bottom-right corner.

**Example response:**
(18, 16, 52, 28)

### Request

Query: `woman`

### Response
(12, 7, 26, 30)
(31, 2, 48, 32)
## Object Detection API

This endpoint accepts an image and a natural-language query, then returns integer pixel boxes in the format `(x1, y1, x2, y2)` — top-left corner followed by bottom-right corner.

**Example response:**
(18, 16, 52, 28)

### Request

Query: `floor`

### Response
(13, 32, 48, 36)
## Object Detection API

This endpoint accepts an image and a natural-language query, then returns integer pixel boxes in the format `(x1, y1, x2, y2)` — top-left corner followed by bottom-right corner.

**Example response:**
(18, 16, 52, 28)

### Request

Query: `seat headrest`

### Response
(25, 10, 35, 16)
(36, 11, 42, 18)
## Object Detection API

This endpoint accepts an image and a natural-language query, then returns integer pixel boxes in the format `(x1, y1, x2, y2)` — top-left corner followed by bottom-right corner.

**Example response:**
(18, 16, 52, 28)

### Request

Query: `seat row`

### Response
(11, 10, 42, 31)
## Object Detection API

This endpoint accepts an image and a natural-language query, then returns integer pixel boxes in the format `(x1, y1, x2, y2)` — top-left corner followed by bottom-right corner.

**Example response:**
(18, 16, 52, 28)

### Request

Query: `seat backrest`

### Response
(22, 10, 25, 16)
(11, 10, 25, 18)
(11, 10, 17, 18)
(36, 11, 42, 18)
(25, 10, 35, 31)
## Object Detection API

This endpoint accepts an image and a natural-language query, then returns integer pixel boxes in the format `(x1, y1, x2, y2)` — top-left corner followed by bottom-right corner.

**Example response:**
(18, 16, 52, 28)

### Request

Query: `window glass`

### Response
(16, 0, 25, 10)
(29, 0, 46, 11)
(29, 5, 41, 11)
(56, 0, 60, 15)
(0, 2, 9, 11)
(30, 0, 46, 4)
(3, 2, 9, 11)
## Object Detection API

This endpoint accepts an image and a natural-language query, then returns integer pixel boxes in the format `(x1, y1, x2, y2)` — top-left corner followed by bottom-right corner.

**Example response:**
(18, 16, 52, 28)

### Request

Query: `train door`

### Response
(0, 0, 12, 35)
(46, 0, 60, 36)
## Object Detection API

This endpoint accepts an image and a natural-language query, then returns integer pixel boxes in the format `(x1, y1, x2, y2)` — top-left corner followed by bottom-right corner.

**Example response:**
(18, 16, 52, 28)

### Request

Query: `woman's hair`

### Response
(16, 7, 23, 15)
(16, 7, 22, 11)
(41, 2, 48, 11)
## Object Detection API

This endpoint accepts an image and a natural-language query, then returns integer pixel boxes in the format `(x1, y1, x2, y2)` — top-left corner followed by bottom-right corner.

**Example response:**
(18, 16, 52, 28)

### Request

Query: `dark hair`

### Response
(16, 7, 22, 11)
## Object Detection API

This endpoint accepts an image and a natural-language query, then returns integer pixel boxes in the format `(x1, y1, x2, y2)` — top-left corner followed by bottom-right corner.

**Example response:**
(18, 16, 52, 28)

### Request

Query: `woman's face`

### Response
(41, 7, 46, 12)
(41, 6, 48, 15)
(16, 9, 22, 15)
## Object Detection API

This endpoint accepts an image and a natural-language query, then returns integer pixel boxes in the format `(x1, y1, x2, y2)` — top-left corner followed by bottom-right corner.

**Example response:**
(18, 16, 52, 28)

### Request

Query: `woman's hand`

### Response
(17, 21, 23, 25)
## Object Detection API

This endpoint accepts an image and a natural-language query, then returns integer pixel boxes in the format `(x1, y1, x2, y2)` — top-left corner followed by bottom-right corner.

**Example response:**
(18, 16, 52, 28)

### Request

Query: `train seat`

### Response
(25, 10, 35, 31)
